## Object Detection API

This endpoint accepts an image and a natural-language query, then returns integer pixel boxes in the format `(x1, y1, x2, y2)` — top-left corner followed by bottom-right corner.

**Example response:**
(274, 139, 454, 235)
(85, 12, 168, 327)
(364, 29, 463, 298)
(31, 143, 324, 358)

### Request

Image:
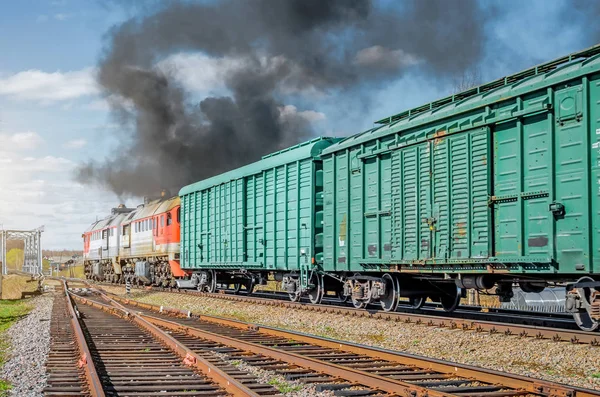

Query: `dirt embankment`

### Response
(1, 275, 40, 300)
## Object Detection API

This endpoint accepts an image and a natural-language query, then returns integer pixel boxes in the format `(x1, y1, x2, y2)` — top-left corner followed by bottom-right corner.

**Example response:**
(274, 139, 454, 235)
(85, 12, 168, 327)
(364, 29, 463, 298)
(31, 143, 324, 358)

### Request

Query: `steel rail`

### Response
(86, 292, 394, 396)
(140, 312, 446, 396)
(69, 293, 260, 397)
(106, 293, 600, 397)
(61, 280, 105, 397)
(148, 285, 600, 345)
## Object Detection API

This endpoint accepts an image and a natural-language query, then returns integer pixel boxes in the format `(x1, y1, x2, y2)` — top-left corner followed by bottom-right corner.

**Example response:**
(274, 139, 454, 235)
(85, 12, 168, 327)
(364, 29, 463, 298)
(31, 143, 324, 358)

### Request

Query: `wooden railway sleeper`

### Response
(103, 291, 600, 397)
(70, 293, 260, 397)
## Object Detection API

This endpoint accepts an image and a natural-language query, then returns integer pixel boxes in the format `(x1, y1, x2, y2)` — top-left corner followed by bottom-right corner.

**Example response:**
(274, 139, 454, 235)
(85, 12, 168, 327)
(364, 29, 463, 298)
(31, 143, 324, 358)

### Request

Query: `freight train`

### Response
(84, 44, 600, 331)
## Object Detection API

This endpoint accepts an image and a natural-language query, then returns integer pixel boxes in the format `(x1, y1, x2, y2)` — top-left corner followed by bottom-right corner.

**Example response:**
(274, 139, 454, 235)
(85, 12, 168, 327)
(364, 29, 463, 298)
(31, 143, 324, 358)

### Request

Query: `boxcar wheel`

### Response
(244, 279, 255, 295)
(380, 274, 399, 312)
(206, 270, 217, 293)
(308, 273, 324, 304)
(440, 286, 461, 312)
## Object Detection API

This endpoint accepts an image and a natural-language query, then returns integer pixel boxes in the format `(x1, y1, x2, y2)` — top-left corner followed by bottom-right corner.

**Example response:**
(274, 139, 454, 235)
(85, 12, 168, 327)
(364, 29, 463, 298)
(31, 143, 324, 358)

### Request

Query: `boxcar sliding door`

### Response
(390, 142, 432, 261)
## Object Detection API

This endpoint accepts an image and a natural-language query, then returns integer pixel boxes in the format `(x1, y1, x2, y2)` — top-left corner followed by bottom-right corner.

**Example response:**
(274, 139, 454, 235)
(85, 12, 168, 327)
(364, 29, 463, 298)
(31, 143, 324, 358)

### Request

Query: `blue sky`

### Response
(0, 0, 595, 249)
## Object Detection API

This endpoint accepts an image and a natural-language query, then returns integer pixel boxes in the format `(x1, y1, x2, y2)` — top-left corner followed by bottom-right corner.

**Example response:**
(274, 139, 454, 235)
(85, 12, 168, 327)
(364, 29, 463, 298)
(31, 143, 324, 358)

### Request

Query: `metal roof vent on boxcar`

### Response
(321, 43, 600, 157)
(374, 43, 600, 126)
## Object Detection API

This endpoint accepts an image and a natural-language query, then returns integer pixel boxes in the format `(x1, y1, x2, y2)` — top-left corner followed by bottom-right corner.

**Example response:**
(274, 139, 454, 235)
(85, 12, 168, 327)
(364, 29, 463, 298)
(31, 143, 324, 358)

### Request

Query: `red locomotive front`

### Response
(83, 196, 185, 286)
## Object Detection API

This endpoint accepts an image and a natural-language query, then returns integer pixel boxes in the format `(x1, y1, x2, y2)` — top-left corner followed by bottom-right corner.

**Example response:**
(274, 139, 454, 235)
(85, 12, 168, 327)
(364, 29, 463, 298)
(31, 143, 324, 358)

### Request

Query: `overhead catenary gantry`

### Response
(0, 226, 44, 276)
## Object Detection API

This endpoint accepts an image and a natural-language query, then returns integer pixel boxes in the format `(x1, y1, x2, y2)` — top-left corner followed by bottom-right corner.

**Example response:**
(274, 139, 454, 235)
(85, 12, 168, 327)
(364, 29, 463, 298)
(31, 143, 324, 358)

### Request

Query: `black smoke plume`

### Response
(76, 0, 491, 197)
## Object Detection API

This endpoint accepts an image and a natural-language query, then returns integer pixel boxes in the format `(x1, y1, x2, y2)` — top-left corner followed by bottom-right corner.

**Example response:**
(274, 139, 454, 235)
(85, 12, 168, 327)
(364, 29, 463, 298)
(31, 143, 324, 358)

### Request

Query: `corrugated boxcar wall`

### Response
(323, 73, 600, 275)
(181, 159, 316, 271)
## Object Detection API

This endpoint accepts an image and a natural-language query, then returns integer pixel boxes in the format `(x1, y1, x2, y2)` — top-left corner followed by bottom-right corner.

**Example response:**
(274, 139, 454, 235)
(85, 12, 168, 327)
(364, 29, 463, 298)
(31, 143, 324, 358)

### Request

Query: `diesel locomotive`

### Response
(83, 194, 185, 287)
(84, 44, 600, 331)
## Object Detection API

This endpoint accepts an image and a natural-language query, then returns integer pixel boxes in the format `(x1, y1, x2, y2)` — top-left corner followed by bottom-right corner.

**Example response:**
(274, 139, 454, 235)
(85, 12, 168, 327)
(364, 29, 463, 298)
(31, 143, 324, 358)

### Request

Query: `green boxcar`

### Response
(179, 137, 338, 275)
(321, 46, 600, 278)
(177, 45, 600, 330)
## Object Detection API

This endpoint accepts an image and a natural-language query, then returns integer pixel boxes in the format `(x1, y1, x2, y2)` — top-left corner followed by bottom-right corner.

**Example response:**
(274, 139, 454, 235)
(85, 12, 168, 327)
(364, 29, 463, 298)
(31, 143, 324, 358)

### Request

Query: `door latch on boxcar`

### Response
(548, 202, 565, 219)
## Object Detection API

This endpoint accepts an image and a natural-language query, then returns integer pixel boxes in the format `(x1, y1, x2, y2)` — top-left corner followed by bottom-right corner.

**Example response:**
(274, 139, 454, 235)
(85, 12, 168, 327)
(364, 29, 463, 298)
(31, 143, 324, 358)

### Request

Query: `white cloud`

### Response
(0, 67, 98, 102)
(36, 14, 49, 22)
(0, 149, 122, 249)
(354, 46, 421, 70)
(0, 132, 44, 150)
(0, 156, 74, 173)
(0, 176, 122, 249)
(0, 151, 72, 176)
(64, 139, 87, 149)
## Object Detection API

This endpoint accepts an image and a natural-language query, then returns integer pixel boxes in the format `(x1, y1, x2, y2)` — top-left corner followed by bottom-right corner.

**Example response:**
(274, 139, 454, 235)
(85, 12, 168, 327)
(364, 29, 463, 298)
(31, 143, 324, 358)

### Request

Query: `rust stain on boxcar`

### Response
(337, 256, 346, 264)
(339, 214, 347, 246)
(383, 243, 392, 251)
(433, 130, 447, 145)
(456, 222, 467, 236)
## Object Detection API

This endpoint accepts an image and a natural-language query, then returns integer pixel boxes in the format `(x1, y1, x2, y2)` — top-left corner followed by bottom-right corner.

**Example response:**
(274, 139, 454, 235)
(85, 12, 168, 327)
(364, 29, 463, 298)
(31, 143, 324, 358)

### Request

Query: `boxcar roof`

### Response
(322, 43, 600, 155)
(179, 137, 340, 195)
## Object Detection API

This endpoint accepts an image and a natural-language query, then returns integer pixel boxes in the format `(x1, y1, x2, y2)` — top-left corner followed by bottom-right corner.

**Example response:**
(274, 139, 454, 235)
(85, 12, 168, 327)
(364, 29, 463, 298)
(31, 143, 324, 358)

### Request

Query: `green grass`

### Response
(267, 378, 302, 393)
(0, 381, 10, 395)
(0, 300, 33, 396)
(0, 300, 32, 333)
(592, 373, 600, 379)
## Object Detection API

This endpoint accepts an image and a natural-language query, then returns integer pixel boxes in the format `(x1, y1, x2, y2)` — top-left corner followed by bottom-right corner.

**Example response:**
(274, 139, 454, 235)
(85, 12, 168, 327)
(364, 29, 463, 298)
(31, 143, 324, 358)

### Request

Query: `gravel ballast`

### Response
(0, 294, 53, 397)
(100, 285, 600, 391)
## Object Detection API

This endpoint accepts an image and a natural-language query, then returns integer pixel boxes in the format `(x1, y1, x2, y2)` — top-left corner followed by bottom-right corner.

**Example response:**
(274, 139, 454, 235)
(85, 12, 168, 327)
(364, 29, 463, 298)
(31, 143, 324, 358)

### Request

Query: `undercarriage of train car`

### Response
(181, 267, 600, 332)
(85, 256, 180, 288)
(86, 261, 600, 331)
(175, 269, 264, 295)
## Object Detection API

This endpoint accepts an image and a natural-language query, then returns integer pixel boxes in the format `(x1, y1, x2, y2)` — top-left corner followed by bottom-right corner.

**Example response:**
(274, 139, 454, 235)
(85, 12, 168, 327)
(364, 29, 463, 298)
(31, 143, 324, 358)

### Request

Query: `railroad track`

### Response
(44, 282, 102, 396)
(71, 284, 600, 397)
(47, 281, 297, 396)
(86, 280, 600, 346)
